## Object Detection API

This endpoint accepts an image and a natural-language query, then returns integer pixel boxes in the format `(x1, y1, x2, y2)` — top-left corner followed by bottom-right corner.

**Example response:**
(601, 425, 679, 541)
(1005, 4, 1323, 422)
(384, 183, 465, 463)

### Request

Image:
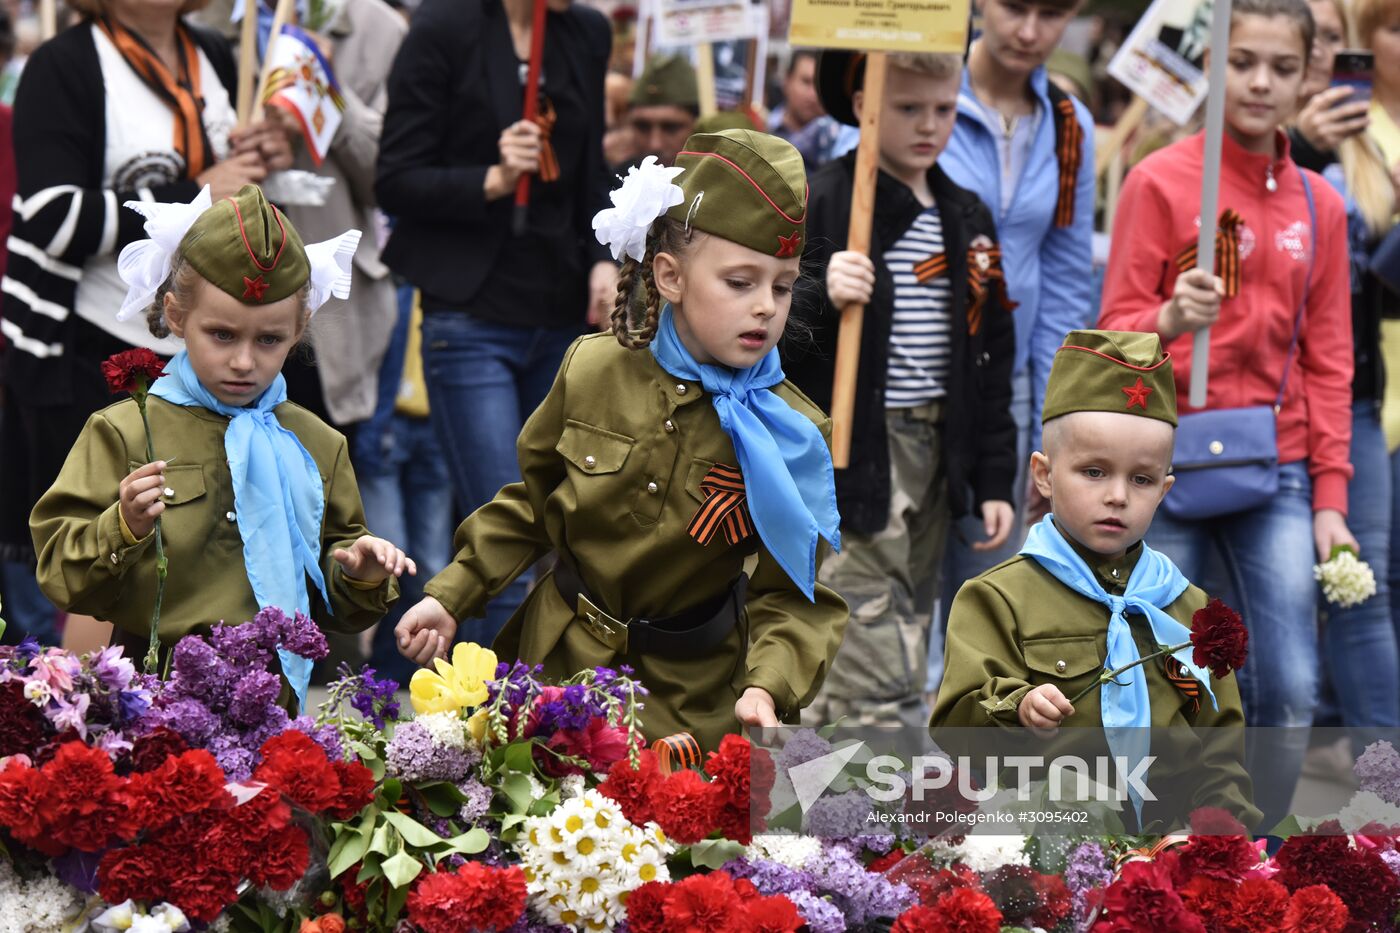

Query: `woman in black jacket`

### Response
(375, 0, 613, 648)
(0, 0, 286, 647)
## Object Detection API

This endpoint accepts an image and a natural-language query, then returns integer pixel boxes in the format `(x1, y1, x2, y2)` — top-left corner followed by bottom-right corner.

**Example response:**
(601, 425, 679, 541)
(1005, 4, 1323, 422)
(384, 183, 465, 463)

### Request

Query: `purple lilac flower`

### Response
(170, 637, 225, 697)
(1066, 841, 1113, 933)
(805, 789, 873, 839)
(230, 671, 282, 727)
(721, 857, 814, 895)
(786, 891, 845, 933)
(207, 621, 274, 670)
(293, 718, 344, 761)
(1356, 741, 1400, 806)
(276, 609, 329, 660)
(804, 843, 915, 925)
(1380, 848, 1400, 881)
(778, 729, 834, 774)
(458, 778, 494, 823)
(385, 720, 475, 782)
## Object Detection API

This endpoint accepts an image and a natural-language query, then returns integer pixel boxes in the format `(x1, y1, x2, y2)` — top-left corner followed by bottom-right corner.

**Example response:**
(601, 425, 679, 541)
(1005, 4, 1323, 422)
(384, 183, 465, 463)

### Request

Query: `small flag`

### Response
(260, 24, 344, 166)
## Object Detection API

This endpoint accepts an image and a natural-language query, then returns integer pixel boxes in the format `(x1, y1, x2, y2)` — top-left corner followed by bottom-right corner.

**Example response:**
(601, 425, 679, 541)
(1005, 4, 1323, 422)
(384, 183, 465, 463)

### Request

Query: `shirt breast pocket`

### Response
(1023, 634, 1101, 683)
(556, 420, 636, 514)
(127, 461, 206, 541)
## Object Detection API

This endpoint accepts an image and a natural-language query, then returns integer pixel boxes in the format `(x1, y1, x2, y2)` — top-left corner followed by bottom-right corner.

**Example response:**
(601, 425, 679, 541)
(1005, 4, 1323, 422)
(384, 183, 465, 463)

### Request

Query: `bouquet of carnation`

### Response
(1315, 545, 1378, 609)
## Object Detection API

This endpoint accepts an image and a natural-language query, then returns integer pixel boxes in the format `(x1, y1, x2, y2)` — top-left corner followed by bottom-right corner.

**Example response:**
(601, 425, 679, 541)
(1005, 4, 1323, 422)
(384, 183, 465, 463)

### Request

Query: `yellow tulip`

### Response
(410, 641, 499, 715)
(466, 707, 490, 745)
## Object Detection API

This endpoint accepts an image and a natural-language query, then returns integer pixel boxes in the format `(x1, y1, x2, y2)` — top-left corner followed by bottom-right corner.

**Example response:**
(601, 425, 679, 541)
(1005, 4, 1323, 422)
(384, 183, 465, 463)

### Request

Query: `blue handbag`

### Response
(1160, 169, 1316, 522)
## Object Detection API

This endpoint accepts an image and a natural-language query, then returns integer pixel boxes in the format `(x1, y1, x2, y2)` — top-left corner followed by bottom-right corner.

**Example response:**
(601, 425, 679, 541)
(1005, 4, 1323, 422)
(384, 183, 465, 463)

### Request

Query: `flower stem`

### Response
(1066, 640, 1191, 707)
(136, 386, 166, 676)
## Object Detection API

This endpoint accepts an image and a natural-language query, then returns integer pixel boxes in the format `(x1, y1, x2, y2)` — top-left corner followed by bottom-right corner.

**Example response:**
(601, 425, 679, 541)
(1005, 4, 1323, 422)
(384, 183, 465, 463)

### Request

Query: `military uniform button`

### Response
(664, 419, 675, 433)
(584, 456, 597, 469)
(675, 384, 688, 396)
(647, 482, 658, 494)
(226, 511, 237, 522)
(1111, 567, 1119, 578)
(1055, 660, 1067, 673)
(110, 553, 119, 564)
(163, 487, 175, 497)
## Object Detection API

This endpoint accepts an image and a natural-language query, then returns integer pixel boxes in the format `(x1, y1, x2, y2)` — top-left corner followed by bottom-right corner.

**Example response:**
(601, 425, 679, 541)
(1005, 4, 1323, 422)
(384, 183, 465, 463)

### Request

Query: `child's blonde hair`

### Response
(886, 52, 962, 82)
(1338, 0, 1400, 234)
(145, 254, 312, 340)
(610, 216, 692, 350)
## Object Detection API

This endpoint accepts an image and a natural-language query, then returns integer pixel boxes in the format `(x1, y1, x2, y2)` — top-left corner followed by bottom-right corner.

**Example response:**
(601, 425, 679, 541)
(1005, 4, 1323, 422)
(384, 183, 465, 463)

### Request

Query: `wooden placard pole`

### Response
(251, 0, 297, 124)
(1094, 95, 1148, 179)
(513, 0, 549, 236)
(696, 41, 718, 116)
(1190, 0, 1233, 409)
(236, 0, 261, 128)
(39, 0, 57, 42)
(829, 50, 886, 469)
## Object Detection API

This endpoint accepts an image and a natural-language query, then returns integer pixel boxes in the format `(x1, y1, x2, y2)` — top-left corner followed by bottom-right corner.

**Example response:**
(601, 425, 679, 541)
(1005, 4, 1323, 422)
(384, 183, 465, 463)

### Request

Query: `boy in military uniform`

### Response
(932, 330, 1258, 827)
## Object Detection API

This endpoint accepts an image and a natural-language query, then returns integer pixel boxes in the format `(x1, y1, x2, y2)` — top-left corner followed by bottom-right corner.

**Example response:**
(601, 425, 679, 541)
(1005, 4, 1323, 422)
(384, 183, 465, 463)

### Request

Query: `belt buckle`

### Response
(578, 593, 627, 646)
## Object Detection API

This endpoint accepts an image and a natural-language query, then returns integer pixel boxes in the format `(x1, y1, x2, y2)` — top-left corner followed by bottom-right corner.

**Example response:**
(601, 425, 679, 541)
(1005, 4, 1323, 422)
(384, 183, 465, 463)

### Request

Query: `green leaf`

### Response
(501, 813, 528, 832)
(350, 740, 381, 762)
(527, 789, 560, 816)
(384, 879, 410, 925)
(357, 854, 384, 884)
(442, 827, 490, 855)
(419, 781, 468, 818)
(329, 820, 376, 877)
(500, 773, 535, 815)
(1269, 814, 1307, 839)
(503, 741, 536, 774)
(689, 838, 747, 869)
(383, 811, 448, 849)
(381, 849, 424, 889)
(368, 821, 393, 856)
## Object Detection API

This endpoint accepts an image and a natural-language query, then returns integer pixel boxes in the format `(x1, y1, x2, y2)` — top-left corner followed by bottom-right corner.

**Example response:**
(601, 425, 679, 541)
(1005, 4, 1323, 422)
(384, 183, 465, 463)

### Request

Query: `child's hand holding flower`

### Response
(119, 460, 168, 540)
(333, 535, 416, 584)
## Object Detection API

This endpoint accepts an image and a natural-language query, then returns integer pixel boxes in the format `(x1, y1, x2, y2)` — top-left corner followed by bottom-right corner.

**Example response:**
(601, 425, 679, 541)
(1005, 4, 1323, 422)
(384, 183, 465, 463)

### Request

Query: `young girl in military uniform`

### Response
(397, 130, 849, 751)
(30, 185, 412, 707)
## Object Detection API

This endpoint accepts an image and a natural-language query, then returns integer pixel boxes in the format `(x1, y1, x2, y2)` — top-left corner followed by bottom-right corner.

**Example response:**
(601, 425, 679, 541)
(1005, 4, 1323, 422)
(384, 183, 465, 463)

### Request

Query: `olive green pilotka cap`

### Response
(665, 129, 808, 260)
(179, 185, 310, 305)
(631, 54, 699, 109)
(1042, 330, 1178, 427)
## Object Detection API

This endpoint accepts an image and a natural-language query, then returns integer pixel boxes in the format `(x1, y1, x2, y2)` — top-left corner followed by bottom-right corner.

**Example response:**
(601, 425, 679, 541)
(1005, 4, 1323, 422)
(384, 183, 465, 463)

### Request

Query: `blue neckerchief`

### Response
(1020, 516, 1217, 821)
(649, 306, 840, 599)
(149, 351, 330, 709)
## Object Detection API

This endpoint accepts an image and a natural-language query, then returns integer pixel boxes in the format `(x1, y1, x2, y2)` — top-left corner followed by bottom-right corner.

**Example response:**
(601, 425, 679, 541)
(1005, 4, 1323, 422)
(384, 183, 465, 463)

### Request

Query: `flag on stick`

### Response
(260, 25, 345, 166)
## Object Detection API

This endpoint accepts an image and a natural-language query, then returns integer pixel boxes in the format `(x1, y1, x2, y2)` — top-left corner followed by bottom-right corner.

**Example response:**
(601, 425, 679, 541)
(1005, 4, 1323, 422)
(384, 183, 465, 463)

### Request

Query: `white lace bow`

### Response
(591, 156, 686, 263)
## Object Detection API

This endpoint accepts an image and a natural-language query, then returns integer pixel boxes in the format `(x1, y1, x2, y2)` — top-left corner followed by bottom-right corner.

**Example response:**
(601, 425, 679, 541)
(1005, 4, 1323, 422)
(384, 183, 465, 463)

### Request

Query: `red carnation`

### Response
(1275, 833, 1353, 892)
(0, 762, 59, 855)
(1190, 598, 1249, 678)
(599, 749, 664, 826)
(705, 734, 752, 807)
(624, 880, 671, 933)
(1177, 832, 1258, 882)
(540, 719, 636, 778)
(1179, 876, 1238, 930)
(1231, 878, 1290, 932)
(254, 730, 339, 813)
(661, 871, 746, 931)
(128, 749, 230, 831)
(908, 864, 979, 906)
(327, 759, 376, 820)
(894, 888, 1003, 933)
(248, 823, 310, 890)
(983, 864, 1042, 923)
(102, 348, 167, 395)
(202, 784, 291, 855)
(1328, 847, 1400, 926)
(0, 682, 46, 760)
(652, 768, 722, 845)
(868, 849, 908, 874)
(164, 858, 242, 922)
(1283, 885, 1350, 933)
(98, 842, 162, 906)
(407, 863, 527, 933)
(42, 741, 134, 850)
(1032, 872, 1073, 929)
(1189, 805, 1249, 836)
(126, 726, 190, 774)
(1096, 860, 1206, 933)
(741, 893, 803, 933)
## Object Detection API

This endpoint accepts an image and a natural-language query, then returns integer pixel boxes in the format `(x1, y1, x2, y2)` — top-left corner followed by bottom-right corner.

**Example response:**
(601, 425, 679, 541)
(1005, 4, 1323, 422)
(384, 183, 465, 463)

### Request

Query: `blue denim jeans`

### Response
(1146, 460, 1317, 830)
(355, 414, 455, 688)
(420, 312, 580, 646)
(0, 561, 57, 646)
(1320, 401, 1399, 727)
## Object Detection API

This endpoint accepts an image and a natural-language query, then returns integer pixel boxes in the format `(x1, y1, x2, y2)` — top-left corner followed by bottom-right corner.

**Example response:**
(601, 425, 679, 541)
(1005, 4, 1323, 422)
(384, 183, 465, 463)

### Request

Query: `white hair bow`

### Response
(115, 187, 361, 321)
(592, 156, 686, 263)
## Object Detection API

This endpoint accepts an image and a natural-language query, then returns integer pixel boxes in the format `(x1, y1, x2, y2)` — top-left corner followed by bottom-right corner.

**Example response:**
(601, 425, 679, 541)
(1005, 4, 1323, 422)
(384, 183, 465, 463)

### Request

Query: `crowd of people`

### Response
(3, 0, 1400, 829)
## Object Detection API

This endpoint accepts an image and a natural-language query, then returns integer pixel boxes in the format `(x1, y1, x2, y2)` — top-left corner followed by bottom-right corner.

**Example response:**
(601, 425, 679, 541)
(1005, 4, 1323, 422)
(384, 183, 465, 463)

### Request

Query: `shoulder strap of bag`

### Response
(1274, 167, 1317, 411)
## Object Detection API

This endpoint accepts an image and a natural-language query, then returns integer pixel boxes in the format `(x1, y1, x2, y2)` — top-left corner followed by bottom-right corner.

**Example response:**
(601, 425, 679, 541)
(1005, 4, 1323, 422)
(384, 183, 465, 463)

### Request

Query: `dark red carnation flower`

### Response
(1283, 884, 1350, 933)
(1179, 876, 1238, 930)
(892, 905, 941, 933)
(202, 784, 290, 855)
(1189, 805, 1249, 836)
(868, 849, 908, 874)
(97, 842, 162, 906)
(1274, 834, 1355, 892)
(1190, 598, 1249, 678)
(341, 867, 370, 922)
(715, 800, 755, 846)
(661, 871, 746, 931)
(126, 726, 190, 774)
(164, 858, 242, 922)
(1031, 872, 1072, 929)
(254, 731, 338, 813)
(1096, 861, 1206, 933)
(539, 719, 635, 778)
(407, 863, 527, 933)
(0, 682, 46, 760)
(741, 892, 803, 933)
(893, 888, 1003, 933)
(42, 741, 134, 850)
(599, 749, 663, 826)
(0, 762, 60, 855)
(908, 865, 979, 907)
(327, 759, 376, 820)
(1177, 832, 1258, 882)
(625, 880, 671, 933)
(247, 823, 310, 890)
(1232, 877, 1290, 933)
(704, 734, 752, 808)
(1327, 848, 1400, 927)
(652, 768, 722, 845)
(128, 749, 230, 831)
(733, 878, 760, 900)
(983, 864, 1042, 923)
(102, 348, 167, 395)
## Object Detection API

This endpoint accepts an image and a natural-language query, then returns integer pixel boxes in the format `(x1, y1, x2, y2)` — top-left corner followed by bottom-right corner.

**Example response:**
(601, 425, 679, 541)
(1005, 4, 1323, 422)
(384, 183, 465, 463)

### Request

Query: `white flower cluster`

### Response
(0, 861, 84, 933)
(925, 834, 1031, 873)
(514, 788, 673, 931)
(1338, 790, 1400, 834)
(1315, 549, 1378, 608)
(749, 832, 823, 870)
(91, 900, 191, 932)
(416, 711, 470, 750)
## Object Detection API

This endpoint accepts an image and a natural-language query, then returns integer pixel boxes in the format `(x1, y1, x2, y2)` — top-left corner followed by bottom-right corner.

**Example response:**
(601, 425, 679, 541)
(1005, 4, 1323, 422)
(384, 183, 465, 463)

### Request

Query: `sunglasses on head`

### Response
(630, 118, 689, 135)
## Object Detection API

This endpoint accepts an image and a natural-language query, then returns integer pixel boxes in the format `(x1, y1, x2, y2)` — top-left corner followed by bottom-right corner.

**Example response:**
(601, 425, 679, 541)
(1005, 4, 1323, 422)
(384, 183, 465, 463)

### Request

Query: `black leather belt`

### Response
(551, 555, 747, 656)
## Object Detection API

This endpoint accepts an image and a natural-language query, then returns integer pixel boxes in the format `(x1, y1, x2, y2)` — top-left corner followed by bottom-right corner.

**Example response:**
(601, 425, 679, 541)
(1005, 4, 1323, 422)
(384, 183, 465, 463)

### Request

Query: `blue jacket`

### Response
(939, 66, 1096, 449)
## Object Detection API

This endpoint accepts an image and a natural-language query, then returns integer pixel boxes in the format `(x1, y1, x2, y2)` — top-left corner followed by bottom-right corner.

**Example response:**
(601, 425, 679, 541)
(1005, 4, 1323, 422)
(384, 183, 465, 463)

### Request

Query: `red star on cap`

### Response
(1122, 377, 1153, 410)
(242, 275, 269, 301)
(776, 231, 802, 258)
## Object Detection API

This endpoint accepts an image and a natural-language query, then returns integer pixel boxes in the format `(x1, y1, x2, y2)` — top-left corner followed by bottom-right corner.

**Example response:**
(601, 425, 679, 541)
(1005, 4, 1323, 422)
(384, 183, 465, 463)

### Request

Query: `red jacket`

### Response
(1099, 130, 1354, 514)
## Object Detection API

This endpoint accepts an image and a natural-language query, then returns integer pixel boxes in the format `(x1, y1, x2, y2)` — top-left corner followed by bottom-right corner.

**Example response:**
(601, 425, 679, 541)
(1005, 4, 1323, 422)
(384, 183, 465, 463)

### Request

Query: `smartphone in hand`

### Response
(1332, 49, 1375, 105)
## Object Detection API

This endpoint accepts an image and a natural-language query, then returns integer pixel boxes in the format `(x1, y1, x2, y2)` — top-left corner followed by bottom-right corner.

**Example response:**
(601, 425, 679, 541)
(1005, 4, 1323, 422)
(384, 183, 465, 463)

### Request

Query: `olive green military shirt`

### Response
(31, 397, 396, 643)
(932, 537, 1259, 827)
(423, 333, 850, 752)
